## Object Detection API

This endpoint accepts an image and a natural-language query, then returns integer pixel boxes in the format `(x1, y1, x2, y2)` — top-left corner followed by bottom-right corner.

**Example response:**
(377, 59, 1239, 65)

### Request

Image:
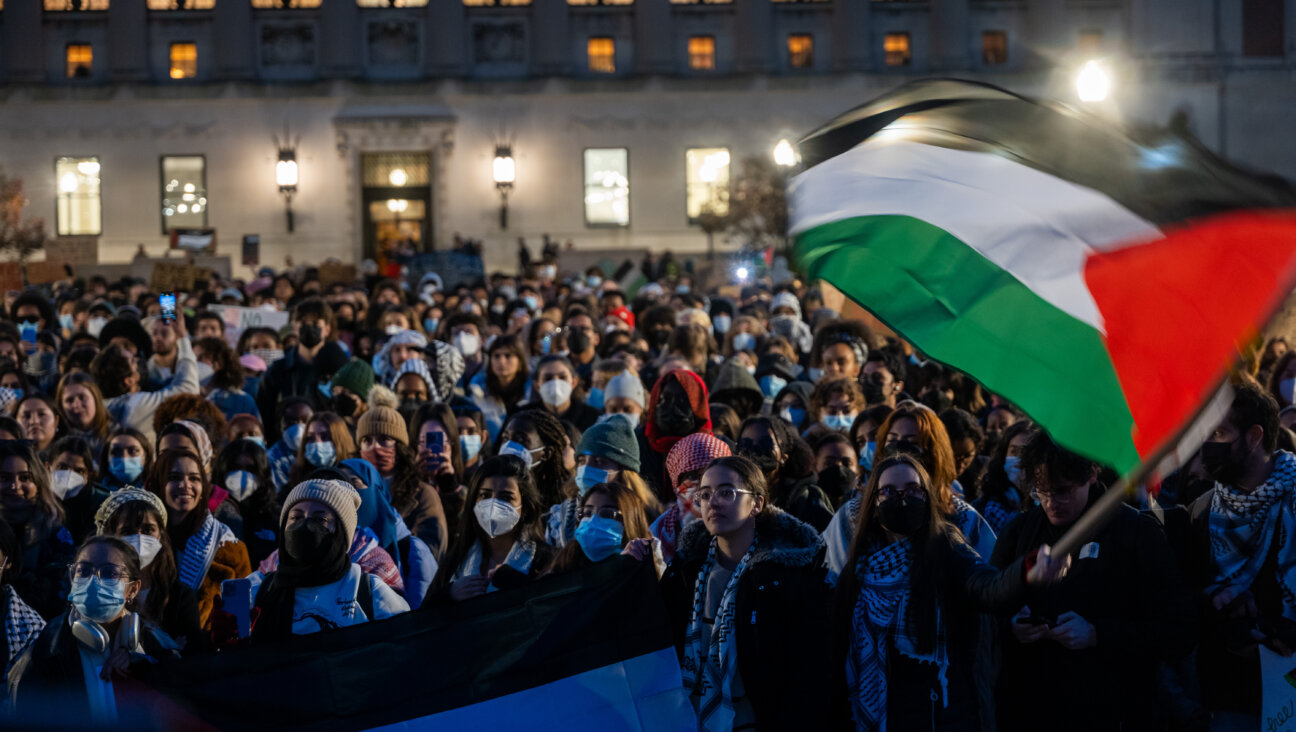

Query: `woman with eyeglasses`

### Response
(544, 480, 660, 576)
(424, 455, 554, 606)
(8, 535, 181, 723)
(660, 454, 836, 731)
(0, 441, 74, 620)
(835, 454, 1069, 732)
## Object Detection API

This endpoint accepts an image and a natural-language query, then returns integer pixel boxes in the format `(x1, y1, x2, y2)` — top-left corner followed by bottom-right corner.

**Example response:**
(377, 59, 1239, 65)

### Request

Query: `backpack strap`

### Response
(356, 572, 375, 621)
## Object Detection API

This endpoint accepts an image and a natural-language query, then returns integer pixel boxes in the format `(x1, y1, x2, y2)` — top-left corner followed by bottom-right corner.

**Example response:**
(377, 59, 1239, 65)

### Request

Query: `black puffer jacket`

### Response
(660, 508, 835, 730)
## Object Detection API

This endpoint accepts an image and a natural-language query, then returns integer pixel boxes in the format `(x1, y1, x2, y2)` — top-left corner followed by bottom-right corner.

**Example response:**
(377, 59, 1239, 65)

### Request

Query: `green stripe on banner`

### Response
(795, 214, 1142, 473)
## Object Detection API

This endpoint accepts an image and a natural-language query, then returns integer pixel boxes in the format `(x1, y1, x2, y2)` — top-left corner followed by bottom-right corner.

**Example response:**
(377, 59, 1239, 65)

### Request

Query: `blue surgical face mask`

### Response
(822, 413, 856, 433)
(713, 314, 732, 335)
(460, 434, 483, 462)
(808, 367, 824, 383)
(587, 387, 605, 411)
(574, 516, 624, 562)
(758, 375, 787, 400)
(499, 440, 542, 468)
(575, 464, 613, 496)
(242, 435, 265, 447)
(424, 318, 439, 334)
(780, 406, 806, 427)
(523, 295, 539, 311)
(59, 313, 75, 332)
(859, 440, 877, 472)
(318, 382, 332, 400)
(69, 576, 129, 624)
(732, 333, 756, 353)
(109, 456, 144, 484)
(1004, 455, 1023, 489)
(305, 440, 337, 468)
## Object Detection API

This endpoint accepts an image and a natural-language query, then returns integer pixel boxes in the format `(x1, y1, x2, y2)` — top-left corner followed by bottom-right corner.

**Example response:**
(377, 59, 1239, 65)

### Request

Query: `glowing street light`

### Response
(493, 145, 516, 229)
(1076, 60, 1112, 103)
(773, 138, 799, 168)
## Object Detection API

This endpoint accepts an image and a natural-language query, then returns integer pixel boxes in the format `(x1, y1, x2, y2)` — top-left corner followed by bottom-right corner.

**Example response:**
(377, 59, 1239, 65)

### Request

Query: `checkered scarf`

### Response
(681, 537, 757, 732)
(847, 538, 948, 732)
(4, 585, 44, 680)
(1208, 450, 1296, 620)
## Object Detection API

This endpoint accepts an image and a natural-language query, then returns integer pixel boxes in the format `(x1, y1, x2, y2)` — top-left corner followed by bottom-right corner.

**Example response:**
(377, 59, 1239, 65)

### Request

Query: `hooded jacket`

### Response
(660, 508, 835, 730)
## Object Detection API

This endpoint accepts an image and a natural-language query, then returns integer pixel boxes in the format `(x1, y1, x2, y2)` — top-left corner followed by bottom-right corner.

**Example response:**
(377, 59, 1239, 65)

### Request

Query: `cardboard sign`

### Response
(319, 263, 357, 288)
(207, 304, 290, 347)
(151, 261, 195, 292)
(171, 228, 216, 253)
(44, 236, 98, 264)
(25, 261, 69, 285)
(242, 235, 260, 267)
(1262, 646, 1296, 732)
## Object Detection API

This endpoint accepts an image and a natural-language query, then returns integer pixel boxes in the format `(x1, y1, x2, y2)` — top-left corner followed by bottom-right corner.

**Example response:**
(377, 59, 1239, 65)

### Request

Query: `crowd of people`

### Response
(0, 253, 1290, 731)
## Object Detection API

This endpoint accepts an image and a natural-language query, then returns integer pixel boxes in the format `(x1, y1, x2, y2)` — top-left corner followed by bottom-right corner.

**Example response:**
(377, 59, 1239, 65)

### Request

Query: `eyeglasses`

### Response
(1029, 483, 1085, 505)
(69, 562, 133, 582)
(694, 486, 755, 506)
(578, 506, 623, 521)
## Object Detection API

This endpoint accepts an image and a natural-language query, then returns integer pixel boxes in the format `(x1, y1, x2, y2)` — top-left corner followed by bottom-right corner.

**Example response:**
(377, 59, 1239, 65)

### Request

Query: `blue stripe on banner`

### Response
(367, 648, 697, 732)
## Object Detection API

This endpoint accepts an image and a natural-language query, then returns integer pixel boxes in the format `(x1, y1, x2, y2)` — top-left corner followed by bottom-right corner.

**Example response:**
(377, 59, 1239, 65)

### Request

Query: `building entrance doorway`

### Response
(362, 151, 431, 266)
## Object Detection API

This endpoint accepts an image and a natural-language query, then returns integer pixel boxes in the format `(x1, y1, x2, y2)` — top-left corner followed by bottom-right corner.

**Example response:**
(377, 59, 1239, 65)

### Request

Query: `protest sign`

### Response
(1262, 646, 1296, 732)
(44, 236, 98, 264)
(319, 263, 357, 288)
(25, 261, 68, 285)
(151, 261, 195, 292)
(0, 262, 23, 293)
(208, 305, 290, 347)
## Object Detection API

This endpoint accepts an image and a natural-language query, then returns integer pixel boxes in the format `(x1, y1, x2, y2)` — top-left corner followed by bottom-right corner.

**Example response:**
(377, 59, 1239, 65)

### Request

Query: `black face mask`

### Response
(336, 318, 355, 332)
(877, 496, 927, 536)
(298, 324, 324, 349)
(862, 379, 886, 404)
(1201, 438, 1247, 485)
(648, 329, 672, 350)
(567, 329, 591, 355)
(333, 393, 357, 418)
(818, 464, 856, 501)
(283, 517, 332, 563)
(738, 444, 780, 475)
(655, 399, 696, 436)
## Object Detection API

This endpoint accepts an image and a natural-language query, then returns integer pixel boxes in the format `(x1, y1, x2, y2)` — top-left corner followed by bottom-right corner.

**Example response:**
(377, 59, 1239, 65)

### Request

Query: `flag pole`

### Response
(1049, 374, 1231, 559)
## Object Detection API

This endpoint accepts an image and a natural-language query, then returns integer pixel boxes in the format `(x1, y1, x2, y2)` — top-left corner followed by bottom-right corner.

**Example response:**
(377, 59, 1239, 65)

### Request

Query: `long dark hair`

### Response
(485, 334, 529, 406)
(409, 402, 463, 477)
(495, 409, 570, 506)
(212, 439, 275, 519)
(98, 427, 154, 486)
(428, 455, 546, 597)
(100, 500, 177, 625)
(839, 454, 963, 654)
(977, 420, 1036, 504)
(545, 481, 652, 575)
(386, 441, 428, 517)
(147, 448, 212, 550)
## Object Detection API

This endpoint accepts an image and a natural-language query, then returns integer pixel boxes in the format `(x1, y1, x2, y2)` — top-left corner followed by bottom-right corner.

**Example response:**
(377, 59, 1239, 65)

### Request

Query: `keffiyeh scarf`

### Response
(681, 538, 757, 732)
(4, 585, 44, 678)
(454, 539, 536, 593)
(1208, 450, 1296, 620)
(178, 513, 236, 590)
(847, 538, 948, 732)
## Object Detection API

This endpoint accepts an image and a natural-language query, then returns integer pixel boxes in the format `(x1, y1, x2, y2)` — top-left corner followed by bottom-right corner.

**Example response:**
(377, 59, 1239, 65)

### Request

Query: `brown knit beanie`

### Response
(356, 406, 409, 446)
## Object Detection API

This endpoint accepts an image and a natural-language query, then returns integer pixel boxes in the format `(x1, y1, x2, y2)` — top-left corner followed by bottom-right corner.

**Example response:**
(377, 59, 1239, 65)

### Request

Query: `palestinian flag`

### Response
(790, 80, 1296, 474)
(131, 559, 694, 731)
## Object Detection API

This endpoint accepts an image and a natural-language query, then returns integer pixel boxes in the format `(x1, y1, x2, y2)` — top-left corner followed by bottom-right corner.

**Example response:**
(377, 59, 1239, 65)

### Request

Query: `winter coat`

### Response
(660, 508, 836, 731)
(708, 359, 764, 417)
(5, 520, 75, 621)
(255, 346, 327, 443)
(394, 481, 448, 560)
(192, 541, 252, 631)
(249, 564, 409, 636)
(60, 483, 111, 545)
(104, 337, 200, 445)
(773, 473, 835, 533)
(990, 495, 1195, 731)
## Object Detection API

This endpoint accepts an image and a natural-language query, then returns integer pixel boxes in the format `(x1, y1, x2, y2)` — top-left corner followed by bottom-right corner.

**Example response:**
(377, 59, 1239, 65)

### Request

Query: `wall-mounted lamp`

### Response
(773, 138, 800, 169)
(493, 145, 515, 230)
(275, 129, 299, 233)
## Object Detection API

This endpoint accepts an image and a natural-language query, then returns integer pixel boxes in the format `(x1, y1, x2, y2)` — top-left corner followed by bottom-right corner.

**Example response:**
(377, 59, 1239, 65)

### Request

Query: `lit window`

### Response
(251, 0, 321, 7)
(170, 43, 198, 79)
(462, 0, 532, 6)
(584, 149, 630, 227)
(1077, 29, 1104, 54)
(66, 45, 93, 79)
(688, 36, 716, 70)
(982, 31, 1007, 65)
(147, 1, 216, 8)
(788, 34, 813, 69)
(55, 157, 102, 237)
(161, 156, 207, 233)
(45, 0, 110, 9)
(884, 33, 911, 67)
(356, 0, 429, 5)
(588, 37, 615, 73)
(685, 147, 729, 222)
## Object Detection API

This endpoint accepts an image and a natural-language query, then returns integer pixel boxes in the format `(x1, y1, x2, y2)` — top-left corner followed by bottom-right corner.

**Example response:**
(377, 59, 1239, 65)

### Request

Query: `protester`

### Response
(46, 436, 107, 543)
(255, 298, 336, 434)
(193, 337, 259, 422)
(211, 439, 278, 565)
(424, 455, 554, 605)
(736, 415, 834, 531)
(289, 412, 355, 483)
(357, 406, 447, 557)
(98, 427, 153, 491)
(660, 455, 834, 730)
(92, 486, 202, 651)
(0, 441, 74, 619)
(496, 408, 572, 508)
(544, 480, 661, 576)
(651, 432, 731, 563)
(528, 355, 599, 432)
(15, 396, 60, 455)
(7, 535, 181, 723)
(973, 420, 1036, 534)
(55, 372, 110, 459)
(337, 458, 438, 608)
(546, 414, 655, 546)
(468, 334, 531, 443)
(90, 315, 198, 444)
(145, 448, 250, 628)
(0, 517, 44, 687)
(639, 370, 712, 502)
(992, 430, 1194, 730)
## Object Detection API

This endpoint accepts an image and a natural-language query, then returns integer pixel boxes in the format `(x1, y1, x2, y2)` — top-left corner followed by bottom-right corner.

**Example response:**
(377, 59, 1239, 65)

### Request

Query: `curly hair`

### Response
(498, 408, 571, 507)
(89, 345, 133, 400)
(152, 394, 227, 452)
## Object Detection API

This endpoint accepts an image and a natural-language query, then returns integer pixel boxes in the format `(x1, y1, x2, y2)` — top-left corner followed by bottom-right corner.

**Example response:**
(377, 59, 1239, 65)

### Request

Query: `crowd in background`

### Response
(0, 250, 1291, 731)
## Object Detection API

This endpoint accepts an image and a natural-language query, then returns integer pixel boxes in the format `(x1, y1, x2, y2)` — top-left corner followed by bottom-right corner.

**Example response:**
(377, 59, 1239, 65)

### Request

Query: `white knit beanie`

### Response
(281, 479, 362, 546)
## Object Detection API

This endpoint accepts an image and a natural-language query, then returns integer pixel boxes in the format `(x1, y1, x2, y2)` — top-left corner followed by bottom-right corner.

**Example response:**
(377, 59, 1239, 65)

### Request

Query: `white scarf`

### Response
(681, 538, 757, 732)
(177, 514, 236, 590)
(1208, 450, 1296, 620)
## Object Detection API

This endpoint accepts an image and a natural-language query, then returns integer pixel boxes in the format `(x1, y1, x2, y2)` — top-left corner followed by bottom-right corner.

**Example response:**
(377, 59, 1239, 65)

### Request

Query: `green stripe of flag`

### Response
(795, 214, 1141, 473)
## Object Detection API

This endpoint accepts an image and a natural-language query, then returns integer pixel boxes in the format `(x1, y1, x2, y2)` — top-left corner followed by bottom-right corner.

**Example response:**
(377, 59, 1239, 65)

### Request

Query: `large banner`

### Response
(138, 558, 695, 731)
